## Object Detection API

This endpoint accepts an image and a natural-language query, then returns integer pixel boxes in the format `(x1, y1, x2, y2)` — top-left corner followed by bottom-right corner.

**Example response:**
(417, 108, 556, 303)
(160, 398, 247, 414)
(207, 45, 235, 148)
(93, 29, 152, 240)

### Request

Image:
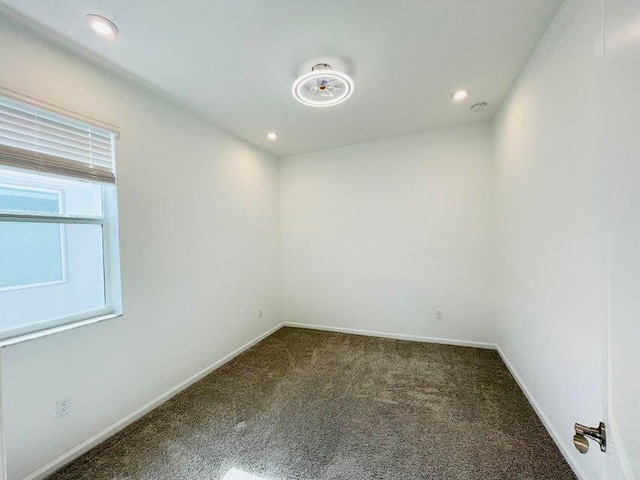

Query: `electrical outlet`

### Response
(436, 309, 444, 320)
(258, 309, 263, 318)
(56, 398, 71, 418)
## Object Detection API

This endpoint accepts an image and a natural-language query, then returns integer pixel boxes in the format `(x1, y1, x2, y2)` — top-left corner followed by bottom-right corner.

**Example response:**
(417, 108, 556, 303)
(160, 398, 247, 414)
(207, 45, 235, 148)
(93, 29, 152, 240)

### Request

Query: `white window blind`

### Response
(0, 95, 117, 183)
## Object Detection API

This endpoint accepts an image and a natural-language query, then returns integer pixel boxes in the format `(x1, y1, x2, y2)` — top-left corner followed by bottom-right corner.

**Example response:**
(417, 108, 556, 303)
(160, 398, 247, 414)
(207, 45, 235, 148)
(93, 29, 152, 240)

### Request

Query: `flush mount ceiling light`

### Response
(292, 63, 354, 107)
(266, 131, 279, 141)
(451, 88, 470, 102)
(85, 14, 119, 37)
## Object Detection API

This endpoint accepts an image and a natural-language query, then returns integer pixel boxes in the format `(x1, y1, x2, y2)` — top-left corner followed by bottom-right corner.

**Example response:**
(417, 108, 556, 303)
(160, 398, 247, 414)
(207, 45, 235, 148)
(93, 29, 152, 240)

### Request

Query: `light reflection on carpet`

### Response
(221, 467, 269, 480)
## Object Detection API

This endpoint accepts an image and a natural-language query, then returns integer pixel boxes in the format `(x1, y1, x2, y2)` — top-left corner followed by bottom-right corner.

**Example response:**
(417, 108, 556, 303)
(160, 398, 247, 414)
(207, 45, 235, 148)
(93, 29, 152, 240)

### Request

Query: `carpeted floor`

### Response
(49, 327, 576, 479)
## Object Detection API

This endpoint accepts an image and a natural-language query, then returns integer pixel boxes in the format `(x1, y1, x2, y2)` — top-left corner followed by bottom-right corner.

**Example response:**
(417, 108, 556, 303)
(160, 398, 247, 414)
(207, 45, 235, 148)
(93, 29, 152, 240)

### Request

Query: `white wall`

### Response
(279, 123, 495, 344)
(602, 0, 640, 476)
(0, 14, 281, 480)
(493, 0, 605, 478)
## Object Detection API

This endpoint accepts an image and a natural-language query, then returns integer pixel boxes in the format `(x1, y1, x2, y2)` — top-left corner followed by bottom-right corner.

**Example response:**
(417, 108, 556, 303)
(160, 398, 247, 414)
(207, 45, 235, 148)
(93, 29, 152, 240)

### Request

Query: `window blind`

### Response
(0, 95, 117, 183)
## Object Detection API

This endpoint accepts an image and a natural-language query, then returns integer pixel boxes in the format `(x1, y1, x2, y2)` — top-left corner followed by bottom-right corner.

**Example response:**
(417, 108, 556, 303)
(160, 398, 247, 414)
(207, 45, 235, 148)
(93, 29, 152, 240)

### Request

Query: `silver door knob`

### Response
(573, 434, 590, 453)
(573, 422, 606, 453)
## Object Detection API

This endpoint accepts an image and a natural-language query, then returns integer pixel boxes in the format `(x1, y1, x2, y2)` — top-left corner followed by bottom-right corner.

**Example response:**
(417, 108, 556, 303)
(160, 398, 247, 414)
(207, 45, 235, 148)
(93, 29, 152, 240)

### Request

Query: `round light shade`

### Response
(292, 64, 354, 107)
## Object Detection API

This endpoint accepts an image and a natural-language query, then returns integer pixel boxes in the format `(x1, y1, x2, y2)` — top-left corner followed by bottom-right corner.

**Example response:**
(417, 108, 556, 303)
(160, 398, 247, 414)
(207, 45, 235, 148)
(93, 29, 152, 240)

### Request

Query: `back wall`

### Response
(279, 123, 495, 344)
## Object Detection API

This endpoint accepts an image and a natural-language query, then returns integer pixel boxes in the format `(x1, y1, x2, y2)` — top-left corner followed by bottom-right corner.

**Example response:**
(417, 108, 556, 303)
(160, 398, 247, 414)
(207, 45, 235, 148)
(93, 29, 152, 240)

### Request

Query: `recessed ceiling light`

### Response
(85, 14, 119, 37)
(451, 88, 470, 102)
(292, 63, 354, 107)
(267, 131, 279, 141)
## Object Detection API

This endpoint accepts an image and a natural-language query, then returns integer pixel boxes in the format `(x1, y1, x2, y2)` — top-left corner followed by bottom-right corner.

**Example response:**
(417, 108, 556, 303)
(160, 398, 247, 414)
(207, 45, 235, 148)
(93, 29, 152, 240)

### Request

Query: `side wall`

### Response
(279, 123, 495, 345)
(493, 0, 605, 478)
(0, 15, 281, 480)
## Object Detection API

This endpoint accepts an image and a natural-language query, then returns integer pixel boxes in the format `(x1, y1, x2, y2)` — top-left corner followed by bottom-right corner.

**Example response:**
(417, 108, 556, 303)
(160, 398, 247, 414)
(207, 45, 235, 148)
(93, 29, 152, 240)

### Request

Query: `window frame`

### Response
(0, 182, 69, 292)
(0, 177, 122, 345)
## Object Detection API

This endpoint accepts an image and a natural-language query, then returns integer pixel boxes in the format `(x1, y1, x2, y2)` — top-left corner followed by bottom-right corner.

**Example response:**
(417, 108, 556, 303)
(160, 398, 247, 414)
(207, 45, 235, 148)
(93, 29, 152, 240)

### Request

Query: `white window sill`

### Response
(0, 312, 123, 347)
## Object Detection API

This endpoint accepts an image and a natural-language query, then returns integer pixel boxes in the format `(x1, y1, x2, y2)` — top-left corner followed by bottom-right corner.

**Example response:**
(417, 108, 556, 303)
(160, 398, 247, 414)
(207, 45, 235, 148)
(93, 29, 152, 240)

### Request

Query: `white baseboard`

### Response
(282, 322, 497, 349)
(496, 346, 588, 480)
(23, 322, 285, 480)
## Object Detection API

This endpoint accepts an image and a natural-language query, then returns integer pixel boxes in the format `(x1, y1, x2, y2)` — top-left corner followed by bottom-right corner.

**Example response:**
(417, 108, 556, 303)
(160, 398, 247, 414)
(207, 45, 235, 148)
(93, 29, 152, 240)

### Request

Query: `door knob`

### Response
(573, 422, 606, 453)
(573, 433, 590, 453)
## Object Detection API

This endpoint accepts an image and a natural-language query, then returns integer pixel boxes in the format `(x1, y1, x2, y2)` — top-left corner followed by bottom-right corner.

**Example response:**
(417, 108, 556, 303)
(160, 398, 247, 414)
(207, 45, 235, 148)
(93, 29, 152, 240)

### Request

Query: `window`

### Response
(0, 93, 121, 343)
(0, 185, 65, 289)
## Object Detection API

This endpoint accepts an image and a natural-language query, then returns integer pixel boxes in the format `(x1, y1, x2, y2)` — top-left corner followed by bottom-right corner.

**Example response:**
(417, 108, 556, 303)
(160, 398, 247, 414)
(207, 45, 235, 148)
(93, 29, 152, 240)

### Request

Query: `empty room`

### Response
(0, 1, 638, 479)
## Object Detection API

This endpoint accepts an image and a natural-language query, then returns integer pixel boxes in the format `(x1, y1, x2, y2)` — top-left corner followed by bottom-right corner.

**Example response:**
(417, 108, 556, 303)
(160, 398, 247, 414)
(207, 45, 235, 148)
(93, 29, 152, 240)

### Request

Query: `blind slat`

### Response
(0, 109, 111, 149)
(0, 96, 116, 183)
(0, 123, 114, 163)
(0, 102, 112, 143)
(0, 144, 115, 183)
(0, 136, 113, 168)
(0, 122, 114, 156)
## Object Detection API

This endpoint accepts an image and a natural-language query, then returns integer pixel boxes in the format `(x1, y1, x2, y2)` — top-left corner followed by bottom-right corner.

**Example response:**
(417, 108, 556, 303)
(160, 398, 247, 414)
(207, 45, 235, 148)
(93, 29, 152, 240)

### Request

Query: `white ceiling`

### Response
(0, 0, 563, 157)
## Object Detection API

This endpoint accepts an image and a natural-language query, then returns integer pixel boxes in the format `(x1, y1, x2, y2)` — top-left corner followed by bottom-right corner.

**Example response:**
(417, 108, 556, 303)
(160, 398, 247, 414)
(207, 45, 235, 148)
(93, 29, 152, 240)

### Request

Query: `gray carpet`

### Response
(48, 327, 576, 479)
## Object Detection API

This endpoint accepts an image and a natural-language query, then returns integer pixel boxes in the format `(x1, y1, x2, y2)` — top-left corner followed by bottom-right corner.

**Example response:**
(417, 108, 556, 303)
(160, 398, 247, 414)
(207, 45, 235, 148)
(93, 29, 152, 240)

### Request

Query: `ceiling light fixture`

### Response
(471, 102, 488, 113)
(451, 88, 470, 102)
(292, 63, 354, 107)
(85, 14, 119, 37)
(266, 131, 279, 141)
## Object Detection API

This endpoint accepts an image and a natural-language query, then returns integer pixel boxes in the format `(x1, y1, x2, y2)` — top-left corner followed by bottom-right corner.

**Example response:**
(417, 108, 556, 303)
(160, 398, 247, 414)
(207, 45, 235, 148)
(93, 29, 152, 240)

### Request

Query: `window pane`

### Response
(0, 167, 103, 217)
(0, 221, 64, 288)
(0, 222, 106, 338)
(0, 186, 60, 213)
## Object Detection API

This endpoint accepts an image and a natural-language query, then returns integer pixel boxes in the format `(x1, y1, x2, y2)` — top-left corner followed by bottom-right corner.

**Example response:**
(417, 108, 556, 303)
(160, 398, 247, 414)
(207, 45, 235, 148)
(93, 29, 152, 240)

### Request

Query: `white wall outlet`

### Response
(436, 309, 444, 320)
(56, 397, 71, 418)
(258, 309, 263, 318)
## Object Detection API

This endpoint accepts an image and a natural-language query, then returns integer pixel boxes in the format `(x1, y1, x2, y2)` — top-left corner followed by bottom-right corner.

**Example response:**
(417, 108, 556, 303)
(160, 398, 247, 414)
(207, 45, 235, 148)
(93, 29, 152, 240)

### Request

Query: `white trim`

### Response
(0, 212, 105, 224)
(282, 322, 496, 349)
(21, 322, 285, 480)
(602, 197, 635, 480)
(0, 278, 65, 293)
(0, 347, 6, 480)
(495, 346, 588, 480)
(0, 310, 118, 347)
(606, 409, 635, 479)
